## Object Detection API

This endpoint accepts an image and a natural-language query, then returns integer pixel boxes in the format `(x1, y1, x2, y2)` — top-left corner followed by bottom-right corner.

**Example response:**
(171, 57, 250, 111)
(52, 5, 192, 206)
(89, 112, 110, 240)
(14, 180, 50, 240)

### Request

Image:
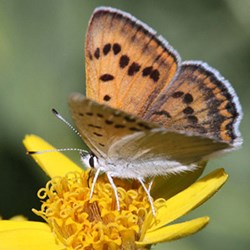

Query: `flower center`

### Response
(33, 170, 154, 249)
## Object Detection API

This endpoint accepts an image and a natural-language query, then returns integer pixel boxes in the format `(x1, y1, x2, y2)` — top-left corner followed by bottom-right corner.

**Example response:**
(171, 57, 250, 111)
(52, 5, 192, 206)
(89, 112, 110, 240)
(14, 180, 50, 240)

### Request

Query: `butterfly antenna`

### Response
(27, 109, 89, 156)
(52, 108, 82, 138)
(28, 148, 88, 155)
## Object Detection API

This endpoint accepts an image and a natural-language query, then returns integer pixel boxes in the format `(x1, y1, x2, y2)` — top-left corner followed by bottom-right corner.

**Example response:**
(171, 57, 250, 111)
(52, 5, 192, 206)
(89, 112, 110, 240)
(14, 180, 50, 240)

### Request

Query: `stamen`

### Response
(33, 170, 161, 249)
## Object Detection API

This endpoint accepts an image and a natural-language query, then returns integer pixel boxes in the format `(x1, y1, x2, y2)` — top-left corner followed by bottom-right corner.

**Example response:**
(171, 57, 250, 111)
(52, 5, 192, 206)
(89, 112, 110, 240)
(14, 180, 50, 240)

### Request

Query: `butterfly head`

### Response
(80, 151, 98, 169)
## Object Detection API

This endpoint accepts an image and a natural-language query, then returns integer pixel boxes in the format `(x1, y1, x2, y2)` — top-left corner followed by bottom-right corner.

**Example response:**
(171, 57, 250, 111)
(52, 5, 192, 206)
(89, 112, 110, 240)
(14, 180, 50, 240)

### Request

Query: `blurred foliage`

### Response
(0, 0, 249, 249)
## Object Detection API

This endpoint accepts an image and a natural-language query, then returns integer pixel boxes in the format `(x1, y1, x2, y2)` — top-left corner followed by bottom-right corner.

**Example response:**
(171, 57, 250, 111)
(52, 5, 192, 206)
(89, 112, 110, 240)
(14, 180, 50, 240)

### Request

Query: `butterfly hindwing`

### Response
(85, 7, 179, 117)
(109, 128, 229, 167)
(144, 62, 242, 146)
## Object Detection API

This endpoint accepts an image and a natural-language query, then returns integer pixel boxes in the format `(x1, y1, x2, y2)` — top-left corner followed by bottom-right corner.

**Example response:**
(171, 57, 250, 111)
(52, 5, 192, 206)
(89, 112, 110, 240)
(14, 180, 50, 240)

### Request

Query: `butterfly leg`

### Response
(107, 173, 120, 212)
(137, 178, 156, 216)
(89, 167, 102, 199)
(147, 178, 155, 193)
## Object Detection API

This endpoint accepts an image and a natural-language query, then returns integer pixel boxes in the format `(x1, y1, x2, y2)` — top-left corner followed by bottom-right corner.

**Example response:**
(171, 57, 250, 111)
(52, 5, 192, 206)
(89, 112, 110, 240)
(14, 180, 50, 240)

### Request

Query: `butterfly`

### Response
(68, 7, 243, 215)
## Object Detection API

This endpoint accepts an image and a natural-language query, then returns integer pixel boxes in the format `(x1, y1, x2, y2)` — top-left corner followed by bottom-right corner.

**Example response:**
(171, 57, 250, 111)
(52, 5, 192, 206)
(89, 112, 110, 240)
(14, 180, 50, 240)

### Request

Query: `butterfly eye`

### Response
(89, 154, 96, 168)
(80, 151, 93, 169)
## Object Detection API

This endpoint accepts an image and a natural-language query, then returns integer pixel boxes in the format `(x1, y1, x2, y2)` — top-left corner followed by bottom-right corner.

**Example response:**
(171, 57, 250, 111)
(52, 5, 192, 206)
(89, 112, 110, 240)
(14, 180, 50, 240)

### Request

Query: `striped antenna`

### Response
(52, 108, 82, 138)
(27, 109, 89, 156)
(27, 148, 88, 155)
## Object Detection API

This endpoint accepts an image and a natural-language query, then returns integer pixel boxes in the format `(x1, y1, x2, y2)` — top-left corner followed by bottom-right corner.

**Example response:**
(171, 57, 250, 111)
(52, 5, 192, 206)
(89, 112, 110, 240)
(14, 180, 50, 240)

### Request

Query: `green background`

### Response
(0, 0, 249, 249)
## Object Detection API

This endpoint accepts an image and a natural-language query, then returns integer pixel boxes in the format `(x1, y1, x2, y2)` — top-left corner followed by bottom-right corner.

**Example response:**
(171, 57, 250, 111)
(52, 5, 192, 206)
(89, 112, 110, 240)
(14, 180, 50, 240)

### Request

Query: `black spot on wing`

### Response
(97, 113, 104, 118)
(172, 91, 184, 98)
(153, 110, 171, 118)
(150, 69, 160, 82)
(100, 74, 114, 82)
(142, 66, 153, 76)
(94, 48, 100, 59)
(137, 122, 152, 130)
(183, 93, 194, 104)
(103, 43, 111, 55)
(113, 43, 121, 55)
(119, 55, 130, 68)
(183, 107, 194, 115)
(142, 66, 160, 82)
(103, 95, 111, 101)
(105, 120, 114, 125)
(124, 115, 136, 122)
(93, 132, 103, 137)
(128, 62, 141, 76)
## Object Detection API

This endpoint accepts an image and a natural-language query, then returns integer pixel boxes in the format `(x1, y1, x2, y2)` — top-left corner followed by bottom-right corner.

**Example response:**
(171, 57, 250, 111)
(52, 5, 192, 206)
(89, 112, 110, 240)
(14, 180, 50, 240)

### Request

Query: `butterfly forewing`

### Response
(85, 7, 179, 117)
(68, 93, 158, 158)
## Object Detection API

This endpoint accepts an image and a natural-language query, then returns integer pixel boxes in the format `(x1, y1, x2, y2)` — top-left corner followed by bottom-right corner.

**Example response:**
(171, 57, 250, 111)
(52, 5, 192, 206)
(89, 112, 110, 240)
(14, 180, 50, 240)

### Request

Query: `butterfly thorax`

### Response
(81, 151, 198, 179)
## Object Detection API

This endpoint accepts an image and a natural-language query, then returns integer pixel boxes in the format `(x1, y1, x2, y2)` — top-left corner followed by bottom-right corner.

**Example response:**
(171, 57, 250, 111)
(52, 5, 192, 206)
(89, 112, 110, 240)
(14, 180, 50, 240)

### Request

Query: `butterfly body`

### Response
(68, 7, 243, 214)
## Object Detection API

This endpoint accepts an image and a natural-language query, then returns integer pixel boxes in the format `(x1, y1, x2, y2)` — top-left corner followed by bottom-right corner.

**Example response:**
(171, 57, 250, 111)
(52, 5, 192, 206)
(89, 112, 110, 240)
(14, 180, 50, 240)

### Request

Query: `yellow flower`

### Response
(0, 135, 228, 250)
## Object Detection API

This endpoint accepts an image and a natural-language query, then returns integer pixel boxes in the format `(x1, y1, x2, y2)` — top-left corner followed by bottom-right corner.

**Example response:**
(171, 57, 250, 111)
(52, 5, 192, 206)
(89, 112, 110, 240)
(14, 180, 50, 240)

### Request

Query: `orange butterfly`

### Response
(68, 7, 242, 215)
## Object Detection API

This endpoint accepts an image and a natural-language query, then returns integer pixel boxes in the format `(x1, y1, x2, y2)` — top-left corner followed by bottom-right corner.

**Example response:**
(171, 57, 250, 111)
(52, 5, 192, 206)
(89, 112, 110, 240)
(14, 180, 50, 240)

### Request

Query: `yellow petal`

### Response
(0, 220, 63, 250)
(9, 215, 27, 221)
(137, 216, 209, 245)
(151, 161, 206, 200)
(23, 134, 82, 178)
(149, 168, 228, 232)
